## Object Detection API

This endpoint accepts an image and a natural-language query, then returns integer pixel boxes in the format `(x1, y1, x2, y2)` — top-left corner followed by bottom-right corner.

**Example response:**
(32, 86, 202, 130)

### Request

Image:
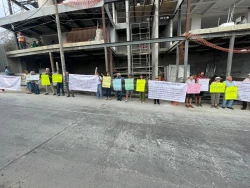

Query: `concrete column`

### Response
(165, 19, 173, 48)
(125, 0, 131, 74)
(191, 14, 202, 30)
(183, 39, 189, 81)
(226, 34, 235, 77)
(152, 0, 159, 79)
(176, 8, 181, 82)
(247, 8, 250, 23)
(49, 52, 55, 73)
(112, 3, 117, 24)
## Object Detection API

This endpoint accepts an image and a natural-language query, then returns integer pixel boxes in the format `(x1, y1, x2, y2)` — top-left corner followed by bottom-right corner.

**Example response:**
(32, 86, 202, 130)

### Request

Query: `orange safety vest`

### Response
(18, 36, 25, 42)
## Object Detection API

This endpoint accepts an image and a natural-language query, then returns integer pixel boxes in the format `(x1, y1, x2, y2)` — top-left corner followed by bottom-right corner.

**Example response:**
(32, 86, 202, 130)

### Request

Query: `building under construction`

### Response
(0, 0, 250, 80)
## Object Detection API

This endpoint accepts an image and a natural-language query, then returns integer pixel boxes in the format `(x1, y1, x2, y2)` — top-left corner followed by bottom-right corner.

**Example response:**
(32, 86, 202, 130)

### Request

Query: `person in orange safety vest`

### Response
(17, 32, 26, 49)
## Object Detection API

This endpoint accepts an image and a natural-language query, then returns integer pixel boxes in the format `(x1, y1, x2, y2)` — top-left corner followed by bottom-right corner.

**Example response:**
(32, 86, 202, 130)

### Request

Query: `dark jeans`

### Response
(106, 88, 111, 98)
(154, 99, 160, 104)
(57, 83, 65, 95)
(242, 101, 248, 109)
(116, 91, 122, 101)
(31, 83, 40, 94)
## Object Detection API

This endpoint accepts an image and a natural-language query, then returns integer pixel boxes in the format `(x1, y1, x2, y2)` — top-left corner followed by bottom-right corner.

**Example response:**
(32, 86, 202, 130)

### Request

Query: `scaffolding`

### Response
(131, 22, 151, 79)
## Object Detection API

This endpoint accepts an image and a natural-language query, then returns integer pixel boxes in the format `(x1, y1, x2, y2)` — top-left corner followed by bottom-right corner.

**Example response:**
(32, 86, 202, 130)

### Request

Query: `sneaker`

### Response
(215, 106, 219, 109)
(199, 104, 203, 107)
(158, 103, 160, 105)
(67, 95, 70, 97)
(227, 107, 234, 110)
(72, 95, 75, 97)
(57, 94, 60, 96)
(222, 107, 225, 109)
(185, 104, 189, 108)
(241, 108, 246, 110)
(189, 105, 194, 108)
(154, 103, 156, 104)
(45, 93, 48, 95)
(53, 94, 56, 96)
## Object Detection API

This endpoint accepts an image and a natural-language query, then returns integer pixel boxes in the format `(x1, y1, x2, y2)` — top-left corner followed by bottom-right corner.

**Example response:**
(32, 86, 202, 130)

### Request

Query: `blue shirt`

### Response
(5, 69, 13, 76)
(224, 80, 236, 87)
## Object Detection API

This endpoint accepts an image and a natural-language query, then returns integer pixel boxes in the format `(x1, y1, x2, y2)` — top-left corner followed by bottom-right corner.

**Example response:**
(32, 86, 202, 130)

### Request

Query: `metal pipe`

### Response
(176, 8, 182, 82)
(102, 6, 109, 73)
(183, 39, 189, 81)
(49, 52, 55, 73)
(185, 0, 191, 34)
(126, 0, 131, 74)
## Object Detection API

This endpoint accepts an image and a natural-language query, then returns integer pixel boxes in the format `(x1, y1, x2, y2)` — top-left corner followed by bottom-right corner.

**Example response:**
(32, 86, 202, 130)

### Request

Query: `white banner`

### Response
(0, 75, 21, 91)
(148, 81, 187, 103)
(69, 74, 98, 92)
(26, 75, 40, 81)
(235, 82, 250, 102)
(198, 79, 209, 91)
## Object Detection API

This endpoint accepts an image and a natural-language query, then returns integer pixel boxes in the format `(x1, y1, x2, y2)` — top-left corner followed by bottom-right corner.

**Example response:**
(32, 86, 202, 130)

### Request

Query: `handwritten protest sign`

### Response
(225, 86, 238, 100)
(102, 76, 111, 88)
(148, 81, 187, 103)
(210, 82, 226, 93)
(235, 82, 250, 102)
(113, 79, 122, 91)
(0, 75, 21, 91)
(69, 74, 98, 92)
(136, 79, 146, 92)
(125, 79, 134, 90)
(41, 75, 50, 86)
(187, 84, 201, 94)
(52, 74, 63, 83)
(198, 79, 209, 91)
(26, 75, 39, 81)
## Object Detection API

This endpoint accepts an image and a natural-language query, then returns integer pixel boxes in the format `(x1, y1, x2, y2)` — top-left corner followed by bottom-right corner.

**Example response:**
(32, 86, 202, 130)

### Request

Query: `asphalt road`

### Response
(0, 92, 250, 188)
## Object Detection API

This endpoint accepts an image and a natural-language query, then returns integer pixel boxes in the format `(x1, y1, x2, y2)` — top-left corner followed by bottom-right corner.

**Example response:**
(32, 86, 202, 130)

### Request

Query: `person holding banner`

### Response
(210, 77, 222, 109)
(44, 68, 56, 95)
(114, 73, 123, 101)
(96, 72, 103, 99)
(5, 66, 14, 76)
(55, 70, 65, 96)
(65, 71, 74, 97)
(195, 72, 206, 107)
(125, 74, 134, 102)
(104, 72, 112, 100)
(241, 73, 250, 110)
(23, 70, 32, 94)
(30, 71, 40, 95)
(154, 77, 160, 105)
(185, 75, 195, 108)
(222, 76, 236, 110)
(137, 75, 146, 103)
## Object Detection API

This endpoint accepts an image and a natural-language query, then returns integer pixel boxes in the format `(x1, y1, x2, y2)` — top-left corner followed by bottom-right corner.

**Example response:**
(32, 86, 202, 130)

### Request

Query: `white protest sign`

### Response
(148, 81, 187, 103)
(69, 74, 98, 92)
(198, 79, 209, 91)
(0, 75, 21, 91)
(235, 81, 250, 102)
(26, 75, 40, 81)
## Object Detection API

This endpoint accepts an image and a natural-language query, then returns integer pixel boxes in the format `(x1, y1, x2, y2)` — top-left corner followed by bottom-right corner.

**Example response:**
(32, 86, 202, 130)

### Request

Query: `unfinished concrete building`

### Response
(0, 0, 250, 80)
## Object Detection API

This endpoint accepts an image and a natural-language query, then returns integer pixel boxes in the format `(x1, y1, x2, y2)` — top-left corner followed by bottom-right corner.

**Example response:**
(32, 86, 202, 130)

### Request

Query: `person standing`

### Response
(105, 72, 112, 100)
(96, 72, 103, 99)
(115, 73, 123, 101)
(210, 77, 222, 109)
(5, 66, 14, 76)
(17, 32, 26, 49)
(241, 73, 250, 110)
(154, 77, 160, 105)
(185, 75, 195, 108)
(138, 75, 146, 103)
(56, 70, 65, 96)
(125, 74, 133, 102)
(195, 71, 206, 107)
(44, 68, 56, 95)
(65, 71, 74, 97)
(32, 41, 38, 47)
(23, 70, 32, 94)
(30, 71, 40, 95)
(222, 76, 236, 110)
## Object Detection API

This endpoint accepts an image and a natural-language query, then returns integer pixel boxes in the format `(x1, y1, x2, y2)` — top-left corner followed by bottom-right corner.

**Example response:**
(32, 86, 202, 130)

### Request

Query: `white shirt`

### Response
(97, 76, 102, 85)
(185, 79, 195, 84)
(243, 78, 250, 82)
